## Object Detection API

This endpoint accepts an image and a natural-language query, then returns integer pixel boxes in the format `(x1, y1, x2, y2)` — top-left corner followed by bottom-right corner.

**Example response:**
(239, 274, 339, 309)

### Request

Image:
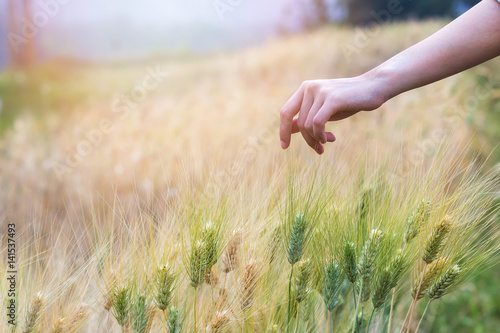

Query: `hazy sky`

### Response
(1, 0, 305, 66)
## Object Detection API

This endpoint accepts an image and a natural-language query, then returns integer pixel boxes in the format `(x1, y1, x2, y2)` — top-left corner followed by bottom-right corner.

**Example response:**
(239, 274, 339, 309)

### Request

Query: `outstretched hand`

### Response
(279, 76, 387, 154)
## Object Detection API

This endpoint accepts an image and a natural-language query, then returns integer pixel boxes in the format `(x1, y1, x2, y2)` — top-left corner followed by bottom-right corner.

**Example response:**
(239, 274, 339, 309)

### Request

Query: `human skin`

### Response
(279, 0, 500, 154)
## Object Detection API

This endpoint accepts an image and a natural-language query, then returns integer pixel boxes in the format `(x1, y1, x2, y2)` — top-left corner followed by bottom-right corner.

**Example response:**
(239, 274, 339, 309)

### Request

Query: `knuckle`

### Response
(304, 121, 313, 132)
(318, 87, 328, 98)
(280, 107, 290, 118)
(309, 81, 319, 90)
(312, 117, 323, 127)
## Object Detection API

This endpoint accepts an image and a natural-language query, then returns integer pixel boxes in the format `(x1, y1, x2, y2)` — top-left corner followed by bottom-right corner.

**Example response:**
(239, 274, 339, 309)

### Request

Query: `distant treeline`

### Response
(344, 0, 481, 25)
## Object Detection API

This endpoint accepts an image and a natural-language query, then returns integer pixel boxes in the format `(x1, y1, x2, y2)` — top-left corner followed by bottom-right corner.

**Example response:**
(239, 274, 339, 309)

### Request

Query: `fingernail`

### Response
(281, 140, 287, 149)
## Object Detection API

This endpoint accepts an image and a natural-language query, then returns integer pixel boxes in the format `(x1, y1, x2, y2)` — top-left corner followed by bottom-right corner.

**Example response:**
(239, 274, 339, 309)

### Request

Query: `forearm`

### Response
(366, 0, 500, 102)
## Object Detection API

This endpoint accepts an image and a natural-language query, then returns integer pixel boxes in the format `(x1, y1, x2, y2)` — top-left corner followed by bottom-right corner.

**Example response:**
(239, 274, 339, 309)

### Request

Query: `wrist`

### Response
(361, 65, 402, 104)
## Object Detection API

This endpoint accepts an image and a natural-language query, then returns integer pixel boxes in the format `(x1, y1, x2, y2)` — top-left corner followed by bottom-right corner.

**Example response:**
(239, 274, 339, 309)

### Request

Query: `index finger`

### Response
(280, 86, 304, 149)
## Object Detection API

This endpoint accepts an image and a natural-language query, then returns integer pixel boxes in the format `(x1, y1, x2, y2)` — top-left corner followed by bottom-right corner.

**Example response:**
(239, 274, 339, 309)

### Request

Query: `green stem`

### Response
(378, 306, 384, 333)
(329, 311, 332, 333)
(288, 264, 295, 332)
(351, 279, 363, 333)
(352, 283, 358, 309)
(294, 303, 300, 333)
(210, 276, 214, 319)
(366, 308, 375, 333)
(360, 306, 365, 333)
(387, 288, 396, 333)
(193, 286, 198, 333)
(404, 267, 427, 333)
(415, 300, 431, 333)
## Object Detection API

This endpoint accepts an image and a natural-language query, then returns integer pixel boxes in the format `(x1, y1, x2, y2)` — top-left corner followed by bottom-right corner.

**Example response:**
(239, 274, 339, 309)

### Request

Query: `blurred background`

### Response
(1, 0, 499, 332)
(0, 0, 482, 69)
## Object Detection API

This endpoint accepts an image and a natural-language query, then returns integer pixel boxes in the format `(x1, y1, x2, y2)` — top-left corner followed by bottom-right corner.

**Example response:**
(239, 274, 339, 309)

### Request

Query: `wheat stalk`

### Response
(168, 306, 181, 333)
(372, 267, 393, 309)
(404, 200, 432, 244)
(287, 213, 308, 265)
(189, 240, 205, 288)
(66, 303, 89, 333)
(50, 317, 65, 333)
(131, 293, 154, 333)
(209, 310, 229, 333)
(221, 230, 241, 273)
(241, 259, 259, 311)
(323, 260, 342, 312)
(411, 258, 446, 301)
(428, 265, 460, 300)
(294, 258, 311, 304)
(422, 216, 452, 264)
(22, 292, 43, 333)
(154, 264, 175, 311)
(358, 229, 383, 302)
(111, 284, 131, 328)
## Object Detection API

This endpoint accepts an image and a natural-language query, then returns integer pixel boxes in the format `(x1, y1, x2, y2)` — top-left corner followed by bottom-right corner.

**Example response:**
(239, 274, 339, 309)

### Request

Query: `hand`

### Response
(279, 75, 387, 154)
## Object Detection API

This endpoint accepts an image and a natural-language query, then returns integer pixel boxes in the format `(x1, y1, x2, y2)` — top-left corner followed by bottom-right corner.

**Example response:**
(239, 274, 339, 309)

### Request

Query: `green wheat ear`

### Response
(131, 293, 154, 333)
(323, 260, 342, 312)
(411, 257, 446, 301)
(428, 265, 460, 300)
(358, 229, 383, 302)
(423, 215, 452, 264)
(372, 267, 393, 309)
(202, 221, 219, 271)
(188, 240, 205, 288)
(288, 213, 308, 265)
(388, 250, 407, 289)
(154, 263, 175, 311)
(111, 284, 131, 327)
(167, 306, 181, 333)
(404, 200, 432, 244)
(294, 258, 312, 303)
(342, 241, 357, 284)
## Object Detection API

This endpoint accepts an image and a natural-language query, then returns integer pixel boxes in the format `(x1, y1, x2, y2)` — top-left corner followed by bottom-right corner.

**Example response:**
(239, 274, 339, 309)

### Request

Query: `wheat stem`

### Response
(351, 278, 364, 333)
(193, 286, 197, 333)
(328, 311, 332, 333)
(387, 288, 396, 333)
(367, 308, 375, 333)
(352, 284, 357, 309)
(294, 302, 300, 333)
(415, 300, 431, 333)
(287, 264, 295, 332)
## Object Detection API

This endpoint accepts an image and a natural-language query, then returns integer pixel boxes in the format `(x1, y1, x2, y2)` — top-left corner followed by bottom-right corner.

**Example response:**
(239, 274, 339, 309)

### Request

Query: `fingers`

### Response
(326, 132, 336, 142)
(297, 92, 323, 154)
(305, 99, 326, 143)
(280, 85, 304, 149)
(312, 104, 335, 143)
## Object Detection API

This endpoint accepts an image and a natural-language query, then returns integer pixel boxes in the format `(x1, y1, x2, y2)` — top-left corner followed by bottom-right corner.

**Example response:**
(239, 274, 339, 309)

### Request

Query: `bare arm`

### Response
(280, 0, 500, 154)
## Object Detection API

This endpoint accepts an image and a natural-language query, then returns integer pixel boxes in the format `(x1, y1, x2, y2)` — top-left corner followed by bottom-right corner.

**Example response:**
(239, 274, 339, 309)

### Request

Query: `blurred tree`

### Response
(283, 0, 482, 29)
(343, 0, 481, 25)
(7, 0, 36, 67)
(22, 0, 36, 65)
(7, 0, 20, 67)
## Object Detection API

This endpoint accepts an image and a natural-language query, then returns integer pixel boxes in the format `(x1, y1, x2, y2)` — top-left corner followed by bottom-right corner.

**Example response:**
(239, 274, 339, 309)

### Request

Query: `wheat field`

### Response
(0, 21, 499, 332)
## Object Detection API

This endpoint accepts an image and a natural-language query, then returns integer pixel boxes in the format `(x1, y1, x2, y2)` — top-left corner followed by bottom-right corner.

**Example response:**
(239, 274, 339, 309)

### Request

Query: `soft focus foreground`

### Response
(0, 21, 499, 332)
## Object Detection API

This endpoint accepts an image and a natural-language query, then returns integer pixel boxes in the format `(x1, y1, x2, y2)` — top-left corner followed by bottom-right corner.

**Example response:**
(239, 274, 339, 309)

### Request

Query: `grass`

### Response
(0, 20, 499, 332)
